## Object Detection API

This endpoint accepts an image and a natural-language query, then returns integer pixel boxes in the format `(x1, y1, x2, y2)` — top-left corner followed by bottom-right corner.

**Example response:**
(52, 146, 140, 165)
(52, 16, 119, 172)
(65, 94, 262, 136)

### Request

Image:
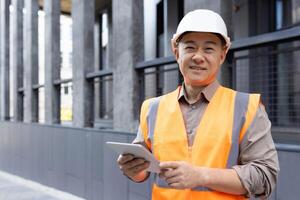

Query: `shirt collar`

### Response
(178, 80, 220, 103)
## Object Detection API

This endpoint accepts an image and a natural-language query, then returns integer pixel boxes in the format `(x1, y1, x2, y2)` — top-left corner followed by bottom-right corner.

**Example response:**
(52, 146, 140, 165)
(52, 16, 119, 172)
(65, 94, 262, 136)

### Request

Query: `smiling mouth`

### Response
(189, 66, 206, 70)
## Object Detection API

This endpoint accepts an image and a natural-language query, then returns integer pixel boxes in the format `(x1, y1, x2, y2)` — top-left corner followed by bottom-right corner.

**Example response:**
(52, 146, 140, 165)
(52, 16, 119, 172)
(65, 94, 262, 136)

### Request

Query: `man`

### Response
(118, 9, 279, 199)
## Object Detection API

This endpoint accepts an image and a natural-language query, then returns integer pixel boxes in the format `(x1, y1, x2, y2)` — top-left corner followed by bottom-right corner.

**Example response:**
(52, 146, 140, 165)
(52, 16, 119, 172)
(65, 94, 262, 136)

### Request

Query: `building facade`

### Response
(0, 0, 300, 199)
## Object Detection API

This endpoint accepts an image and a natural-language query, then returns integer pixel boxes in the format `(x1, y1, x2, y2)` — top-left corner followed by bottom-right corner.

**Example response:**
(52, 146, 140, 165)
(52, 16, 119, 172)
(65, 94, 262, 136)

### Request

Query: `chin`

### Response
(185, 79, 208, 87)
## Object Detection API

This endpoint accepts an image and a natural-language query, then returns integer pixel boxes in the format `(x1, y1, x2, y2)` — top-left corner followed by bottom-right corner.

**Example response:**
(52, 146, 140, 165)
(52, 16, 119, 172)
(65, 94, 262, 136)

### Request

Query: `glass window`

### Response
(60, 14, 73, 124)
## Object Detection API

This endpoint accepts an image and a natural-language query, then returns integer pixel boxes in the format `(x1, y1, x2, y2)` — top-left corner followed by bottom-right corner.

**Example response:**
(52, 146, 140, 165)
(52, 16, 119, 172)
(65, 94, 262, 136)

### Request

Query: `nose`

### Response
(191, 51, 205, 64)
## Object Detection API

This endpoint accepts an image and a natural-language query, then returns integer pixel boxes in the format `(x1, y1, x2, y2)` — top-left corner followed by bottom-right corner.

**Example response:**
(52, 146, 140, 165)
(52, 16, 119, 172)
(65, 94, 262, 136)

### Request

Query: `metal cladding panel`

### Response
(52, 127, 67, 190)
(64, 129, 87, 197)
(102, 133, 129, 200)
(85, 132, 103, 199)
(127, 135, 152, 199)
(31, 128, 44, 183)
(90, 179, 103, 200)
(65, 129, 87, 178)
(90, 133, 103, 182)
(128, 192, 150, 200)
(276, 151, 300, 200)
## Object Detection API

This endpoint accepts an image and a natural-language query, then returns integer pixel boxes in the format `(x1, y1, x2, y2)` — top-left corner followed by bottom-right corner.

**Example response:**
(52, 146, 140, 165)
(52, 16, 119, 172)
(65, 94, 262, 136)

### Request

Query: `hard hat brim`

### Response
(172, 31, 231, 47)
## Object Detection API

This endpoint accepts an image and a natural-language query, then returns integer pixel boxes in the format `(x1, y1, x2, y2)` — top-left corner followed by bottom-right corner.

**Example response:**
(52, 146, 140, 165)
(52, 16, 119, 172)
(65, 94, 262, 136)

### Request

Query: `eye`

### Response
(184, 46, 195, 52)
(204, 47, 214, 53)
(185, 46, 195, 50)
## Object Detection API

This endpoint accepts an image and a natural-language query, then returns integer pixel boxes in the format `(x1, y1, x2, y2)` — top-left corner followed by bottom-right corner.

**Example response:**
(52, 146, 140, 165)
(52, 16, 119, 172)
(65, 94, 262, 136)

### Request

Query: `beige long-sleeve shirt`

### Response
(134, 80, 279, 199)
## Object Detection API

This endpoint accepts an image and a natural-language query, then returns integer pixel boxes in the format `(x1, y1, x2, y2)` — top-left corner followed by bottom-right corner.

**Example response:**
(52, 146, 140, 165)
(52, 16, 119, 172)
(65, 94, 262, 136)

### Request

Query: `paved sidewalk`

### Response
(0, 171, 85, 200)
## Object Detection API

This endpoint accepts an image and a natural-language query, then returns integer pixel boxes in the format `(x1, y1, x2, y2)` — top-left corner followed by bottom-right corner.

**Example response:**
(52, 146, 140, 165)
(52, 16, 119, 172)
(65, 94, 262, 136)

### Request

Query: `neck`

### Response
(184, 84, 205, 104)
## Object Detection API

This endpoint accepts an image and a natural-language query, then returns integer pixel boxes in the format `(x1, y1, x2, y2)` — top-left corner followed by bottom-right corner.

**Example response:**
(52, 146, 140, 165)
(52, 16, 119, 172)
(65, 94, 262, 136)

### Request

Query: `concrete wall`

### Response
(0, 122, 152, 200)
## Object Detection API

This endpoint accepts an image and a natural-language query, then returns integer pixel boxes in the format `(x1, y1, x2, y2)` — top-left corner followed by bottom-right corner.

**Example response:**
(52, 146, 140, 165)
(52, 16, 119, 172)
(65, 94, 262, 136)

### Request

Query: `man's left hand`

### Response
(159, 161, 206, 189)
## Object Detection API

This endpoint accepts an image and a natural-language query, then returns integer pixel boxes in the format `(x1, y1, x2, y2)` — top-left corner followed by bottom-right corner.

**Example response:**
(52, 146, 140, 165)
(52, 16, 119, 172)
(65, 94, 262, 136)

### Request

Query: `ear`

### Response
(219, 46, 229, 65)
(174, 47, 180, 62)
(171, 39, 180, 62)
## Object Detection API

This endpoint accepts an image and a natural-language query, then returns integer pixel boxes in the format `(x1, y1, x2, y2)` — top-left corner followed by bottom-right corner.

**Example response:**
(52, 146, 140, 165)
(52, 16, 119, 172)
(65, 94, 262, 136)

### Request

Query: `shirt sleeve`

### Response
(132, 126, 146, 144)
(132, 125, 151, 150)
(132, 99, 153, 150)
(232, 104, 280, 199)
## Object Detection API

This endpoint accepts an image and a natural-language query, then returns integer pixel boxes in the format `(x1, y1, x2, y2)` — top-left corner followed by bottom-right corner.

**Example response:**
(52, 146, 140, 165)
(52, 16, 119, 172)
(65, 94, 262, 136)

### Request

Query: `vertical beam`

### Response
(163, 0, 179, 57)
(24, 0, 39, 122)
(163, 0, 179, 93)
(94, 14, 100, 120)
(72, 0, 95, 127)
(112, 0, 144, 131)
(44, 0, 60, 124)
(0, 0, 10, 120)
(12, 0, 24, 121)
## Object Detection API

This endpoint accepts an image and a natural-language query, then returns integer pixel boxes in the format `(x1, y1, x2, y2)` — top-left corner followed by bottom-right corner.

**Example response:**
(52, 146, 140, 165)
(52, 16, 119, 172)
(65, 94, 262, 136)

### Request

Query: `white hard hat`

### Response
(171, 9, 231, 50)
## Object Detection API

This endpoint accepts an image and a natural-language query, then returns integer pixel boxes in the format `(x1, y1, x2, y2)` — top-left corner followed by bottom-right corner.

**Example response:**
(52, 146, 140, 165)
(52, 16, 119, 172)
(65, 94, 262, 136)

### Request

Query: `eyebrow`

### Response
(204, 41, 218, 45)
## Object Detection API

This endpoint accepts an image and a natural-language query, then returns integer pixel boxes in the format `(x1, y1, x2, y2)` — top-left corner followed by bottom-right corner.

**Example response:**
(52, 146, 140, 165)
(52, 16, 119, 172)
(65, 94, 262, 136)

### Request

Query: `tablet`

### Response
(106, 141, 160, 173)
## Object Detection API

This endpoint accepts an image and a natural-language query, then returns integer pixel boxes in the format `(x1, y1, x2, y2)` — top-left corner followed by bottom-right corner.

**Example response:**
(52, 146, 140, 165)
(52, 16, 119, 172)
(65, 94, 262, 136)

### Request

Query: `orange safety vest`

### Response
(139, 86, 260, 200)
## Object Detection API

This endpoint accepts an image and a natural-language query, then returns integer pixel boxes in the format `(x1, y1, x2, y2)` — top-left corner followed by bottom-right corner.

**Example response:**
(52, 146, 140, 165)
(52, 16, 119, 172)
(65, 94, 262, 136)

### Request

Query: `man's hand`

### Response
(160, 161, 247, 195)
(117, 154, 150, 182)
(159, 161, 207, 189)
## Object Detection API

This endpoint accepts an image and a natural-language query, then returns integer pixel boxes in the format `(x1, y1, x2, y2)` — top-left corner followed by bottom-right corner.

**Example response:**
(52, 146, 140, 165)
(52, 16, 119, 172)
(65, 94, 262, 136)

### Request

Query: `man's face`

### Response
(174, 32, 227, 87)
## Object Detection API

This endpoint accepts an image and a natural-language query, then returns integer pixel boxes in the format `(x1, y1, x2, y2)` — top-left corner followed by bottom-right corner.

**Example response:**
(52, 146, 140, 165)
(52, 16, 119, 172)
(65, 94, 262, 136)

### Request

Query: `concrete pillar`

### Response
(72, 0, 95, 127)
(112, 0, 144, 132)
(163, 0, 179, 57)
(163, 0, 179, 94)
(0, 0, 10, 120)
(44, 0, 60, 124)
(11, 0, 24, 121)
(24, 0, 39, 122)
(184, 0, 222, 14)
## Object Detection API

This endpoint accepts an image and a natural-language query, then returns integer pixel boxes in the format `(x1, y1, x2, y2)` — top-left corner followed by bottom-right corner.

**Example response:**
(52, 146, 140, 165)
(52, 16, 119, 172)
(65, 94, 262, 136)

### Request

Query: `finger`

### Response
(124, 162, 149, 177)
(117, 154, 134, 164)
(159, 167, 171, 178)
(158, 172, 165, 179)
(121, 158, 147, 171)
(169, 182, 184, 189)
(163, 168, 180, 178)
(159, 161, 179, 169)
(130, 162, 150, 174)
(165, 175, 180, 185)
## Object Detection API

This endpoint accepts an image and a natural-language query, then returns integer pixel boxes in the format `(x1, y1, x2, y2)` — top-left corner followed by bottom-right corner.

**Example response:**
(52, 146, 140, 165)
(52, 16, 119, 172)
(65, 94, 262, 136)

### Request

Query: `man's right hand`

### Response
(117, 154, 150, 182)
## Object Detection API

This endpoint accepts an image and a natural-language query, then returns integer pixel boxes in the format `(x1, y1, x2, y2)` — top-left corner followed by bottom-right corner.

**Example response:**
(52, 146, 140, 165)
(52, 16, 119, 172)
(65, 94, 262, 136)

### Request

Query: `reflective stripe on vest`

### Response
(147, 97, 161, 150)
(227, 92, 249, 168)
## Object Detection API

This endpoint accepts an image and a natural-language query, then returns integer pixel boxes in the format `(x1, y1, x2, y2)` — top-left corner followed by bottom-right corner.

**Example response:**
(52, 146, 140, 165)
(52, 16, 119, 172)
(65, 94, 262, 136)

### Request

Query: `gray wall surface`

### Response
(0, 122, 152, 200)
(0, 121, 299, 200)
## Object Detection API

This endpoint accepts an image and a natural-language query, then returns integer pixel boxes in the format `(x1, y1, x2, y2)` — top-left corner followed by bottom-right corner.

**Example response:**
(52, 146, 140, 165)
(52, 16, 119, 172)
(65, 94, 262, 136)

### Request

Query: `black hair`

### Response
(176, 32, 227, 47)
(215, 33, 227, 47)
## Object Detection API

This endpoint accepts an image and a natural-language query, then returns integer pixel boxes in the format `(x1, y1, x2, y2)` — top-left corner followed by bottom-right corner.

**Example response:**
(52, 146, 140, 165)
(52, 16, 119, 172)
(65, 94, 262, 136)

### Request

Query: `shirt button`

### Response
(191, 105, 196, 109)
(188, 130, 193, 134)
